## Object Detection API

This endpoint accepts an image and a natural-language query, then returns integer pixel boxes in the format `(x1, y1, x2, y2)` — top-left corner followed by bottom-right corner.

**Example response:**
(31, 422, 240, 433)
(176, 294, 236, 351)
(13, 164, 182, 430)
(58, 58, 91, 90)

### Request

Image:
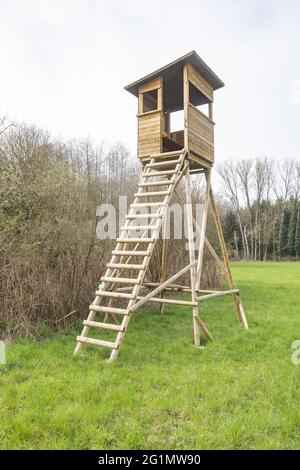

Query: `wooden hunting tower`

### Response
(75, 51, 248, 363)
(125, 50, 224, 169)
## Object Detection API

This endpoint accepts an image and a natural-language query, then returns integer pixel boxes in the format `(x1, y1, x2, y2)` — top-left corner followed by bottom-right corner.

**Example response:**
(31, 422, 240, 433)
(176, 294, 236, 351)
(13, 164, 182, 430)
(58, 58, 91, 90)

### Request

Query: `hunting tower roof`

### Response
(125, 50, 224, 98)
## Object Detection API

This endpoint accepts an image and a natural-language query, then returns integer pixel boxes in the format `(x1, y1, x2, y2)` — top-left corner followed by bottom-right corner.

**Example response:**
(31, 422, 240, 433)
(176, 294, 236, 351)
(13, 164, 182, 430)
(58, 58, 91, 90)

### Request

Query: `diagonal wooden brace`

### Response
(130, 261, 197, 313)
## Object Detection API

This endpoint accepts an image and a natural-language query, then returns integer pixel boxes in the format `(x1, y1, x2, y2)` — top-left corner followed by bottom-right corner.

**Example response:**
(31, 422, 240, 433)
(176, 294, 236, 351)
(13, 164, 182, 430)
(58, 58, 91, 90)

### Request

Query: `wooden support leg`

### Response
(238, 298, 249, 329)
(159, 208, 169, 314)
(209, 187, 249, 329)
(196, 169, 211, 291)
(185, 165, 200, 346)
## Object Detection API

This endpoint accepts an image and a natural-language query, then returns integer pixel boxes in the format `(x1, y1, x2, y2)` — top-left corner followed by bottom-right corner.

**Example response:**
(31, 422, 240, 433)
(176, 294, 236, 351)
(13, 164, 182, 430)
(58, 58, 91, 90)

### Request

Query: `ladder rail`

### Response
(74, 155, 160, 354)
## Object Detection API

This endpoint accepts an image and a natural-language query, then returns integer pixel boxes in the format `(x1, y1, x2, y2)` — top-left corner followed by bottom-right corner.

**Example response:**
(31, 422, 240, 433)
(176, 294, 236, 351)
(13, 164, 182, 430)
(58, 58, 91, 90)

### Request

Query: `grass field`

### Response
(0, 262, 300, 450)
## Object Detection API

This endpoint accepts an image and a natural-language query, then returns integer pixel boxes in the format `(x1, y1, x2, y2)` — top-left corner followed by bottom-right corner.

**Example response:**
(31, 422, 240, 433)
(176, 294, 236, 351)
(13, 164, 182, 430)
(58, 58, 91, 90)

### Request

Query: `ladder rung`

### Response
(95, 290, 135, 299)
(134, 190, 170, 197)
(116, 238, 154, 243)
(121, 225, 159, 231)
(131, 202, 166, 208)
(76, 336, 117, 349)
(89, 305, 128, 314)
(101, 276, 140, 285)
(146, 159, 180, 168)
(126, 213, 162, 219)
(83, 320, 124, 332)
(139, 180, 173, 187)
(135, 296, 198, 307)
(112, 250, 150, 256)
(150, 150, 184, 158)
(145, 170, 176, 177)
(107, 263, 144, 270)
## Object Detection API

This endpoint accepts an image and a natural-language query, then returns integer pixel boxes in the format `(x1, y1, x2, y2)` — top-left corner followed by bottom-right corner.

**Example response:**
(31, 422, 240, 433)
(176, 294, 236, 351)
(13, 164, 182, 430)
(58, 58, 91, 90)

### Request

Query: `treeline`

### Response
(218, 158, 300, 260)
(0, 117, 219, 339)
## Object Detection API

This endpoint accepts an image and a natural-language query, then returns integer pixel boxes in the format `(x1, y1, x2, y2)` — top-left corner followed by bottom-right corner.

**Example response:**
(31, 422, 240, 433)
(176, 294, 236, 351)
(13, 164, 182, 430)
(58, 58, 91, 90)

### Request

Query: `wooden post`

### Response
(183, 64, 189, 151)
(195, 169, 211, 291)
(184, 164, 201, 346)
(209, 187, 248, 329)
(159, 209, 169, 314)
(208, 102, 213, 121)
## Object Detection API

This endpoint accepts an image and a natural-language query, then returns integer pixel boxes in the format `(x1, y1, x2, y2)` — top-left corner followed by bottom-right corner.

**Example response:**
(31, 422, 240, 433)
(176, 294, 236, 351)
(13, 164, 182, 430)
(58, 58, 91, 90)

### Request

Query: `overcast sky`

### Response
(0, 0, 299, 162)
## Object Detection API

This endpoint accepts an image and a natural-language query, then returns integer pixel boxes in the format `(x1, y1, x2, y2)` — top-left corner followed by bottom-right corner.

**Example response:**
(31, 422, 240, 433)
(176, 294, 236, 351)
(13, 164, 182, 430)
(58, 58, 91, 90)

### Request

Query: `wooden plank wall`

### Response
(138, 77, 162, 158)
(139, 77, 162, 95)
(188, 104, 214, 163)
(187, 63, 213, 102)
(138, 110, 162, 157)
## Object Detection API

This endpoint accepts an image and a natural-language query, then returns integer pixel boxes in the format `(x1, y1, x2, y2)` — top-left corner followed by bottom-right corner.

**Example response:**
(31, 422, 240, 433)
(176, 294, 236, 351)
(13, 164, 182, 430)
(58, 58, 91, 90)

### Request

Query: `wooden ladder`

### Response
(74, 150, 186, 362)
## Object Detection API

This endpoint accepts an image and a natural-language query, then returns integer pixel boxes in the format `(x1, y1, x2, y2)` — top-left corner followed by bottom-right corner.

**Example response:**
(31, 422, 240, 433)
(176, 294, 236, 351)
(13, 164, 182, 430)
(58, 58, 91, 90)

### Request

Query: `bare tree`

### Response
(252, 158, 269, 260)
(273, 160, 295, 256)
(237, 159, 254, 259)
(0, 115, 14, 137)
(218, 161, 247, 258)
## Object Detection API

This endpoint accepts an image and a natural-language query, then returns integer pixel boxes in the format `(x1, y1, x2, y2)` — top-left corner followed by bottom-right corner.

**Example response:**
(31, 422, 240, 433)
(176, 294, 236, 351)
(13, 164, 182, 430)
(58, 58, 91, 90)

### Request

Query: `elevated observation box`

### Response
(125, 51, 224, 169)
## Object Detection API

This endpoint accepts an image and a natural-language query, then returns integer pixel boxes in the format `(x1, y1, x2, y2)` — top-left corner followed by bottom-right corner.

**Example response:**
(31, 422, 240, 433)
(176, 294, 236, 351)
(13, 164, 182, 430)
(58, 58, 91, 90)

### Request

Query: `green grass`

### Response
(1, 262, 300, 450)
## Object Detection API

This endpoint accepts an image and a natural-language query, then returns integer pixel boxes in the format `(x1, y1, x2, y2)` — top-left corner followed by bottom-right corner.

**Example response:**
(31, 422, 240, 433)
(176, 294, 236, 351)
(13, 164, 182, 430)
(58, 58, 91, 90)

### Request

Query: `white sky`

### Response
(0, 0, 299, 162)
